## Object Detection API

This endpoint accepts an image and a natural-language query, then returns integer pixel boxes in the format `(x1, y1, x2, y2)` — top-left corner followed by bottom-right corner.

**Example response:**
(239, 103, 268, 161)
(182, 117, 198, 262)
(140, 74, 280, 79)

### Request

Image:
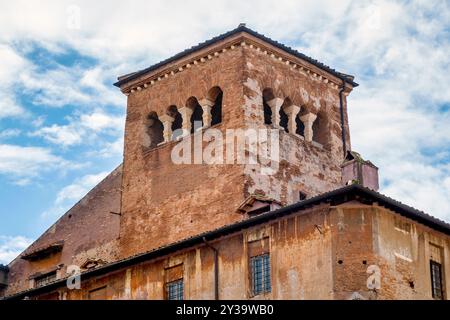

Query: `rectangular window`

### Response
(429, 243, 445, 300)
(34, 271, 57, 288)
(248, 237, 271, 296)
(430, 261, 444, 300)
(250, 254, 271, 295)
(166, 279, 184, 300)
(164, 264, 183, 300)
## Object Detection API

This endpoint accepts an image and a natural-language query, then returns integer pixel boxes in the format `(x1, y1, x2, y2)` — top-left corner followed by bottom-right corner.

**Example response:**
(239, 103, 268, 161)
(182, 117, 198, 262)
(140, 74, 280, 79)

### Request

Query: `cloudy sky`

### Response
(0, 0, 449, 264)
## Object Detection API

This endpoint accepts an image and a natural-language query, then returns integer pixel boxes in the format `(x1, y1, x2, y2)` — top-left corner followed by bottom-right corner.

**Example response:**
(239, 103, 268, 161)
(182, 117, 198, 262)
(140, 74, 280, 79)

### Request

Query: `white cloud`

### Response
(19, 66, 92, 108)
(31, 110, 124, 147)
(42, 171, 110, 219)
(0, 144, 78, 184)
(80, 110, 124, 132)
(0, 235, 33, 265)
(55, 171, 109, 205)
(0, 128, 21, 139)
(32, 123, 84, 146)
(17, 64, 125, 109)
(87, 136, 124, 159)
(0, 45, 28, 119)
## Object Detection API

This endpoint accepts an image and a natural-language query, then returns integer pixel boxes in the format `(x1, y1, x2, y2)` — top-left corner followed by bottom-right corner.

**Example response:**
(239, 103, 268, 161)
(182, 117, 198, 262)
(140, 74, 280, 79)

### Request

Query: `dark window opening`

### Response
(34, 271, 57, 288)
(250, 254, 271, 296)
(299, 191, 307, 201)
(168, 106, 183, 140)
(211, 91, 223, 126)
(279, 108, 289, 132)
(146, 113, 164, 148)
(263, 99, 272, 125)
(190, 102, 203, 133)
(247, 205, 271, 216)
(166, 279, 184, 300)
(296, 116, 305, 136)
(312, 114, 328, 145)
(430, 260, 444, 300)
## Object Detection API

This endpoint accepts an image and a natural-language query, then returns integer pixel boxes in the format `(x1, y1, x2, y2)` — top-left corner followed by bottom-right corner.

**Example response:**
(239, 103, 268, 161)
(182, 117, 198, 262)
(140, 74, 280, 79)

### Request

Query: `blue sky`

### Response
(1, 0, 450, 264)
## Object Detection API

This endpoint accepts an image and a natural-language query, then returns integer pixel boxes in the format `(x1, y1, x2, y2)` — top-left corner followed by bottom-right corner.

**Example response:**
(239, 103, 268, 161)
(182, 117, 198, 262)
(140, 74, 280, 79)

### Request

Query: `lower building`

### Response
(2, 185, 449, 300)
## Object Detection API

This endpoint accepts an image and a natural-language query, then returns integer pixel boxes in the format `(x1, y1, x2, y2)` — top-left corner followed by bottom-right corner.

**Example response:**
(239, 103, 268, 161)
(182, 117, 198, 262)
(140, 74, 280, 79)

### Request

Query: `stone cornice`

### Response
(120, 33, 355, 96)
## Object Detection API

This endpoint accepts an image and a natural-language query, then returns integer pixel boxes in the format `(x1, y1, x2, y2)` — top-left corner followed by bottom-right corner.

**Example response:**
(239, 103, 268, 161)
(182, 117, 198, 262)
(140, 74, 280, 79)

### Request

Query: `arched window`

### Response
(167, 105, 183, 140)
(279, 108, 288, 132)
(207, 86, 223, 126)
(145, 112, 164, 148)
(295, 116, 305, 137)
(262, 88, 275, 125)
(187, 97, 203, 133)
(279, 98, 291, 133)
(312, 112, 329, 145)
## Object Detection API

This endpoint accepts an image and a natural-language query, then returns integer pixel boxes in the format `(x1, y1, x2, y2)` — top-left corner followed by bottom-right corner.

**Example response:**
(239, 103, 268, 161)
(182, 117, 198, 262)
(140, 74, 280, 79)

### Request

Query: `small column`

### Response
(267, 98, 284, 128)
(178, 107, 193, 136)
(199, 98, 215, 128)
(284, 105, 301, 134)
(299, 112, 317, 142)
(159, 114, 175, 143)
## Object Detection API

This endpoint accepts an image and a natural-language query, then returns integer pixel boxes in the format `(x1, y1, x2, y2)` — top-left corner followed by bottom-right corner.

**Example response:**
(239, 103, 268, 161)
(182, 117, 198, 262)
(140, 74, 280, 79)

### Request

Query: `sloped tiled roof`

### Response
(114, 24, 359, 88)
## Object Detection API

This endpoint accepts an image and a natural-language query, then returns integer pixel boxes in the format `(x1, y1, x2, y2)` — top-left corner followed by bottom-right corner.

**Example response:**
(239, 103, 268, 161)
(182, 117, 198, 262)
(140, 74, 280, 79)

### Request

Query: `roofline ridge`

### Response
(113, 25, 358, 88)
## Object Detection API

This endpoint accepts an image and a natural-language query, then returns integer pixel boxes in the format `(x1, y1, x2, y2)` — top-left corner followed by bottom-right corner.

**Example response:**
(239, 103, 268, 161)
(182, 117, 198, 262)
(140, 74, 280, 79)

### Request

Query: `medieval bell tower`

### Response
(114, 25, 357, 258)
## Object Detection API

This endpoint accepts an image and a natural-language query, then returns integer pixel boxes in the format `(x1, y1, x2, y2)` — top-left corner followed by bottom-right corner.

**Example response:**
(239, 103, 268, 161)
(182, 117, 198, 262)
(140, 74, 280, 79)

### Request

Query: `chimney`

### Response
(341, 151, 379, 191)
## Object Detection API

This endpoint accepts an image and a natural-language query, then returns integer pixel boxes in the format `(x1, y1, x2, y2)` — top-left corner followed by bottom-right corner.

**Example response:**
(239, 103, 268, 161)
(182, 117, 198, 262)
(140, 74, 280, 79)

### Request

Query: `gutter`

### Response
(202, 237, 219, 300)
(339, 80, 348, 157)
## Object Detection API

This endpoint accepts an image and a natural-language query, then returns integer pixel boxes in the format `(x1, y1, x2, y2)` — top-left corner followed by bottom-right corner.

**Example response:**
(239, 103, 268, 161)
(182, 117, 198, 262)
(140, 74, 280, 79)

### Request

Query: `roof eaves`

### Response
(113, 25, 358, 88)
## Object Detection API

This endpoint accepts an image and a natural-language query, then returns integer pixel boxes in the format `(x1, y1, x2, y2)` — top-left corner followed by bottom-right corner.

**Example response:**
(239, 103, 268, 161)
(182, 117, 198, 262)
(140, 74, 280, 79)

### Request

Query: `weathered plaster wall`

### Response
(18, 203, 450, 300)
(372, 207, 450, 299)
(327, 204, 450, 300)
(242, 45, 350, 205)
(329, 203, 377, 300)
(35, 205, 334, 300)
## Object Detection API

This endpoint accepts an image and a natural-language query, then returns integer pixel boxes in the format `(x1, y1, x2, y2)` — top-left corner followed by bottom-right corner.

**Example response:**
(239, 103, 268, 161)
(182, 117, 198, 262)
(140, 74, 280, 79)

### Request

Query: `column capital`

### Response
(266, 98, 284, 128)
(299, 112, 317, 142)
(266, 97, 284, 109)
(159, 114, 175, 143)
(198, 98, 215, 108)
(284, 104, 301, 116)
(178, 106, 193, 135)
(300, 112, 317, 123)
(284, 105, 301, 134)
(178, 106, 193, 115)
(159, 114, 175, 124)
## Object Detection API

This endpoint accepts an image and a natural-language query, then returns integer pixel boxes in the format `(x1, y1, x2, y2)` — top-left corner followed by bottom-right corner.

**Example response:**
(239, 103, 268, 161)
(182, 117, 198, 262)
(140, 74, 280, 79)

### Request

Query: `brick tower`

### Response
(114, 25, 357, 258)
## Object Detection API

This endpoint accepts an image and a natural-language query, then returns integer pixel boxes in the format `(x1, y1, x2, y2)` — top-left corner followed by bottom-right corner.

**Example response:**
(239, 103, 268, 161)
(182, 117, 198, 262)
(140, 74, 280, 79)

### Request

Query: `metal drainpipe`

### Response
(339, 79, 348, 157)
(202, 237, 219, 300)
